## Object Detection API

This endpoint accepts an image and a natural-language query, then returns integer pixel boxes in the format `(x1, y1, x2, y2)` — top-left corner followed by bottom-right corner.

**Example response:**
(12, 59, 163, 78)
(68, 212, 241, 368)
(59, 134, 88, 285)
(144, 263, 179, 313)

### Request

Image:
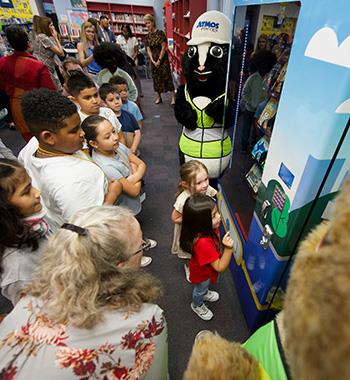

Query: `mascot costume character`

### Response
(174, 10, 232, 179)
(183, 175, 350, 380)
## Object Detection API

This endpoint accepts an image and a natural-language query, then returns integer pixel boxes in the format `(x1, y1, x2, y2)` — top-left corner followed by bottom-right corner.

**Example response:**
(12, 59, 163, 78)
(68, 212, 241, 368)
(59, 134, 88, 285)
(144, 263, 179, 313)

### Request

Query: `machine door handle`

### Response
(260, 224, 273, 250)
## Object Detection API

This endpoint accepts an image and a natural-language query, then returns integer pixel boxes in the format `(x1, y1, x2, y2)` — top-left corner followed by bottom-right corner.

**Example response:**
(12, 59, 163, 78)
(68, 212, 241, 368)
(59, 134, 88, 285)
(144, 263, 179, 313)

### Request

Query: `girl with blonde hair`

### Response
(77, 21, 101, 75)
(0, 205, 168, 379)
(171, 160, 217, 282)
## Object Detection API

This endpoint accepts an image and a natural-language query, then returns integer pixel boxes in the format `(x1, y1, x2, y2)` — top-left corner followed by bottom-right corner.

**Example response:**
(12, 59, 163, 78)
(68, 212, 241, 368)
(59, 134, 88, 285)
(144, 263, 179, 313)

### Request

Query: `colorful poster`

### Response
(0, 0, 33, 21)
(67, 10, 88, 27)
(260, 15, 296, 37)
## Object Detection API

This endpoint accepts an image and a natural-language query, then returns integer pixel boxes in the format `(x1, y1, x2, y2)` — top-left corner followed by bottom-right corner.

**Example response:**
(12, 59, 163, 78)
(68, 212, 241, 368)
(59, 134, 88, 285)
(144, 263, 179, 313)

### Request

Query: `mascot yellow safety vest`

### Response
(179, 85, 232, 177)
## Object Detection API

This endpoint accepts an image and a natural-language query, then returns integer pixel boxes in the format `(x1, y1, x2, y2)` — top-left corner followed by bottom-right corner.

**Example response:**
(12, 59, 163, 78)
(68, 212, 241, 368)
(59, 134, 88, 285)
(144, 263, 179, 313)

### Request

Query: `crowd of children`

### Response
(0, 48, 235, 316)
(0, 20, 236, 379)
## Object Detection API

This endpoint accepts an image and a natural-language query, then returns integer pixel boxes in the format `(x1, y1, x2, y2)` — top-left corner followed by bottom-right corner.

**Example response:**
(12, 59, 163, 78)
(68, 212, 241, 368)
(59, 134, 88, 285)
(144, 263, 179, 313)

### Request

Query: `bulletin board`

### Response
(260, 15, 297, 37)
(0, 0, 33, 21)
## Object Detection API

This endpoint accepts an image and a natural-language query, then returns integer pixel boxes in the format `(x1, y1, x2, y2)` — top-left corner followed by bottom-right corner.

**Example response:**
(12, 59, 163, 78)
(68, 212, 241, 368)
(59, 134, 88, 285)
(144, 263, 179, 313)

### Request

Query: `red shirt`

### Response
(0, 51, 56, 95)
(189, 230, 220, 284)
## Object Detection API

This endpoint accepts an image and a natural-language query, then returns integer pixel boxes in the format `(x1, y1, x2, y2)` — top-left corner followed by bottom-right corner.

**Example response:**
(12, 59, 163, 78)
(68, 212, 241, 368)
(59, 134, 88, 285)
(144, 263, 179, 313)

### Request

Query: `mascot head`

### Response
(183, 11, 231, 97)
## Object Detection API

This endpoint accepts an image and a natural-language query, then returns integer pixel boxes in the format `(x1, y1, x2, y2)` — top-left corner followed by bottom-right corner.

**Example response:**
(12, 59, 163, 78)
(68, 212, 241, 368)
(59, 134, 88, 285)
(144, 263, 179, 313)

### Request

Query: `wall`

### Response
(29, 0, 44, 16)
(52, 0, 87, 24)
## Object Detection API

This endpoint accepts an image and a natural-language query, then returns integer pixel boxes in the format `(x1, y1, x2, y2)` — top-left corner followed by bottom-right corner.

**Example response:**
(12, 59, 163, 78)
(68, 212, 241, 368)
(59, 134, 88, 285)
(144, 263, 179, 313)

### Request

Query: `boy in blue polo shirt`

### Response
(99, 83, 141, 155)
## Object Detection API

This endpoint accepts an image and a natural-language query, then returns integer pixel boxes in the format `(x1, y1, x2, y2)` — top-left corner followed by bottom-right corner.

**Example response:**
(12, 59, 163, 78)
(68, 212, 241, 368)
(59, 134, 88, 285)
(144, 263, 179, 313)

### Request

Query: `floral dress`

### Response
(145, 30, 174, 94)
(0, 297, 168, 379)
(33, 33, 62, 91)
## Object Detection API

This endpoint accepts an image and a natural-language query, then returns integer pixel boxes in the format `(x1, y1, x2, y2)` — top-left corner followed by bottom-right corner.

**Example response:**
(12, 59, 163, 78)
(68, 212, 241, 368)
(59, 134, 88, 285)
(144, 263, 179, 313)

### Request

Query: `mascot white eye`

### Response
(209, 46, 224, 58)
(187, 46, 197, 58)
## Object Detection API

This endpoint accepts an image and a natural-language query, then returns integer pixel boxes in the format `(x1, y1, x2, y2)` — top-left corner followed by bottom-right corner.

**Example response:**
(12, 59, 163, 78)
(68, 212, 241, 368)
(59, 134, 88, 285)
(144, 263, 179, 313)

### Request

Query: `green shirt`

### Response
(243, 320, 290, 380)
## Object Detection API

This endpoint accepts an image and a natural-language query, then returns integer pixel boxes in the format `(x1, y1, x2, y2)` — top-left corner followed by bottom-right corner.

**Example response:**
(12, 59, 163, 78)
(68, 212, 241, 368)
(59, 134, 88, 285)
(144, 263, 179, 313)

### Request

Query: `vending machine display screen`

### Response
(278, 162, 294, 189)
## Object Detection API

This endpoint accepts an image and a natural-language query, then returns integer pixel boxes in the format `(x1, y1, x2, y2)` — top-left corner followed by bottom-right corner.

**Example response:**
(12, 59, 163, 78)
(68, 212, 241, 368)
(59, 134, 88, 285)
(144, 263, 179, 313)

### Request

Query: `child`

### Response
(61, 58, 85, 97)
(180, 193, 233, 321)
(66, 71, 126, 145)
(19, 88, 122, 231)
(171, 160, 217, 282)
(81, 115, 153, 267)
(109, 75, 143, 129)
(99, 83, 141, 155)
(92, 42, 138, 102)
(0, 159, 50, 305)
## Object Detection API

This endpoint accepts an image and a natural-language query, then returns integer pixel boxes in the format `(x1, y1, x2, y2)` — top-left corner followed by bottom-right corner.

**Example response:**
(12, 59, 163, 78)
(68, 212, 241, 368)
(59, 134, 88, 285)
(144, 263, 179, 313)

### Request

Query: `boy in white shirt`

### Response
(19, 88, 122, 231)
(66, 71, 126, 146)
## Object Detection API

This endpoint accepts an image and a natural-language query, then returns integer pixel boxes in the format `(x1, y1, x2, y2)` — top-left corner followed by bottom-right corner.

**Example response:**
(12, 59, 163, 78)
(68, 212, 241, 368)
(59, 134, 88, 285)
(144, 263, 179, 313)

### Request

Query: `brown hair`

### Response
(0, 159, 39, 255)
(39, 16, 52, 37)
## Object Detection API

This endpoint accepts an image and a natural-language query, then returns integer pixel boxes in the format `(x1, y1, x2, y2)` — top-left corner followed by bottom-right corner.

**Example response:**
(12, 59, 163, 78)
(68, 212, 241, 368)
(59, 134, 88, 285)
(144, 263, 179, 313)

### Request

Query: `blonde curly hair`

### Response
(26, 206, 161, 329)
(184, 331, 260, 380)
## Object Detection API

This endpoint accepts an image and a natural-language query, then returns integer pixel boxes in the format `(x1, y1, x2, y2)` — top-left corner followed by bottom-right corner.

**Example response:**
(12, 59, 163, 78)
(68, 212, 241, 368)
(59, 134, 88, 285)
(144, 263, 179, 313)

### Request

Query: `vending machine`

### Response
(218, 0, 350, 330)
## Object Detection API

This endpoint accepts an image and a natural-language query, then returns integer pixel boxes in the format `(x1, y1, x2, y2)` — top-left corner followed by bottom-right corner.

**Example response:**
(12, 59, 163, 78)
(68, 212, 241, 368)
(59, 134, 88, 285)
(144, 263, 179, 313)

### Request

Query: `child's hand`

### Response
(222, 232, 234, 249)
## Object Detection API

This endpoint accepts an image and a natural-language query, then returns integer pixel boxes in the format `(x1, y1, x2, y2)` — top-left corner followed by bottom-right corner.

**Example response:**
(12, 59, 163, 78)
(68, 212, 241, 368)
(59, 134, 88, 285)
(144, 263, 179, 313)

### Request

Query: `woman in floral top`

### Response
(32, 16, 64, 91)
(0, 206, 168, 379)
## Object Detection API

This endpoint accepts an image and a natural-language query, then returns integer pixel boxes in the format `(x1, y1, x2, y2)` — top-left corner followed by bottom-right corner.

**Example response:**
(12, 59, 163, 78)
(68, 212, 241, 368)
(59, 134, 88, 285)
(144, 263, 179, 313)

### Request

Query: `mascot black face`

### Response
(182, 42, 229, 98)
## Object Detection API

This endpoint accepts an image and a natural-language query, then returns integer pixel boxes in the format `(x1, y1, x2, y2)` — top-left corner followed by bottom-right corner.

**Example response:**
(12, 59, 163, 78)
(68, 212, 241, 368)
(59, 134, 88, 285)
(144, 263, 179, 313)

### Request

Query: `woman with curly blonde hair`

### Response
(0, 206, 168, 379)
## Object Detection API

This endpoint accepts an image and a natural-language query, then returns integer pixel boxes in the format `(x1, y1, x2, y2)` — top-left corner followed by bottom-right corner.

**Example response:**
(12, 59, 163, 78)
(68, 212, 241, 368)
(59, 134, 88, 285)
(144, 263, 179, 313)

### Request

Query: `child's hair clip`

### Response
(61, 223, 88, 236)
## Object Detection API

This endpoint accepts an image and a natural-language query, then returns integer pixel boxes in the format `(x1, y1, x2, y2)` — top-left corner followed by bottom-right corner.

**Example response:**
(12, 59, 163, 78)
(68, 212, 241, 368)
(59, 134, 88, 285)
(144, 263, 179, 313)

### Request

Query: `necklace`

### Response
(36, 146, 108, 179)
(36, 146, 94, 163)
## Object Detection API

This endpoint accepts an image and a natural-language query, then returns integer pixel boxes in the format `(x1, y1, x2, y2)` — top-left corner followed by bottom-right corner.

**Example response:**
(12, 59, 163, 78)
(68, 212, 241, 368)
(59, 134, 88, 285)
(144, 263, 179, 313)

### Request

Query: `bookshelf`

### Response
(168, 0, 206, 83)
(86, 2, 153, 38)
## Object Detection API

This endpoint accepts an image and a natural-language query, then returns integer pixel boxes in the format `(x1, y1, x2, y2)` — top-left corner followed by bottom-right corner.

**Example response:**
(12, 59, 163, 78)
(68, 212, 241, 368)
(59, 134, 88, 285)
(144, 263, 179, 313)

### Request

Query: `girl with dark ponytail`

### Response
(0, 159, 50, 305)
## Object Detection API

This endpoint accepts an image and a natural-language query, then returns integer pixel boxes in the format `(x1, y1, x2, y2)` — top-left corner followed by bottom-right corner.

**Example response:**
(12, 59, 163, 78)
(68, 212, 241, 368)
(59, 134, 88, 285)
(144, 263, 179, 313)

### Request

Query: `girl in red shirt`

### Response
(180, 193, 233, 321)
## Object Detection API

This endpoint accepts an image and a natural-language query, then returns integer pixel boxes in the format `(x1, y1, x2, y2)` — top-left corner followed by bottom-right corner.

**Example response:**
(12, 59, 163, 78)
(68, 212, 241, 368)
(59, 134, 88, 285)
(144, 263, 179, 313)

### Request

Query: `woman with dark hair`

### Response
(32, 16, 64, 91)
(0, 25, 56, 141)
(117, 24, 138, 62)
(144, 14, 175, 105)
(240, 50, 277, 151)
(93, 42, 138, 101)
(117, 24, 143, 97)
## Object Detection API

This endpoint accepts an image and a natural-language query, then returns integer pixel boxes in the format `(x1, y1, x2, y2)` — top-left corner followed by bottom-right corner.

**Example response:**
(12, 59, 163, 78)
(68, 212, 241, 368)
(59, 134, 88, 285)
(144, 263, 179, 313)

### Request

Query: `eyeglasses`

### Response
(132, 238, 152, 256)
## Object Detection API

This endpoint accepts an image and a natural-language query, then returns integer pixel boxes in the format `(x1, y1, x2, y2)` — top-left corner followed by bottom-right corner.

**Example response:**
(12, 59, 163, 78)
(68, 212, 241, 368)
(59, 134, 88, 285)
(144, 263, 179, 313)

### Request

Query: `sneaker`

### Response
(203, 290, 219, 302)
(140, 191, 146, 203)
(191, 302, 213, 321)
(145, 238, 157, 249)
(184, 263, 191, 283)
(141, 256, 152, 267)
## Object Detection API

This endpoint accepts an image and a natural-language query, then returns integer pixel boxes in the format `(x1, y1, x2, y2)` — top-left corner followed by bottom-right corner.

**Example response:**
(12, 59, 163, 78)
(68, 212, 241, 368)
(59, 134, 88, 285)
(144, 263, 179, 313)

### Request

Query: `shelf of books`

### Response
(86, 2, 153, 37)
(168, 0, 206, 82)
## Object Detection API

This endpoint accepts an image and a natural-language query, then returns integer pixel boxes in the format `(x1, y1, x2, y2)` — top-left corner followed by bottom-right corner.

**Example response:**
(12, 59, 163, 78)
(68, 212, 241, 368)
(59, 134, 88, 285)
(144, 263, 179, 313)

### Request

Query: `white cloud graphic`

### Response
(305, 27, 350, 68)
(336, 99, 350, 114)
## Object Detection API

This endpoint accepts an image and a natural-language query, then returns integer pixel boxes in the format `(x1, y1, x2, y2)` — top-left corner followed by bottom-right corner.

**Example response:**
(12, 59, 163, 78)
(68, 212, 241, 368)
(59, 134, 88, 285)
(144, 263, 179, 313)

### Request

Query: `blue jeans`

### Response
(192, 279, 210, 307)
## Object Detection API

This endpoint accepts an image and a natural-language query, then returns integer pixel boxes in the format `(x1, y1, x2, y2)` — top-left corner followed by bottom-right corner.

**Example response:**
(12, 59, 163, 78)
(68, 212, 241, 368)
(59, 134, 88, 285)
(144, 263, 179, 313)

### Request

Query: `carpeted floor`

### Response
(0, 78, 250, 379)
